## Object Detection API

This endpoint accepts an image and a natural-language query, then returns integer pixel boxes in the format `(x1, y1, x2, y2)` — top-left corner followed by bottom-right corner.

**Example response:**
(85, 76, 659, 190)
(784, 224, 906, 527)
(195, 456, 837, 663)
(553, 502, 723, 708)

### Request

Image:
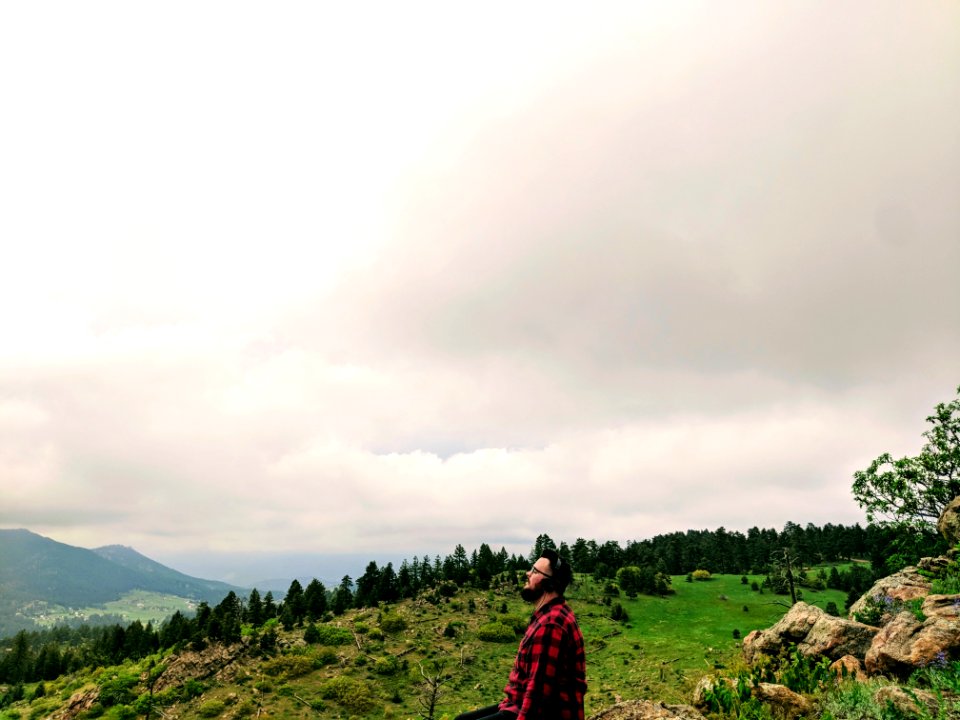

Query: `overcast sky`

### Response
(1, 2, 958, 584)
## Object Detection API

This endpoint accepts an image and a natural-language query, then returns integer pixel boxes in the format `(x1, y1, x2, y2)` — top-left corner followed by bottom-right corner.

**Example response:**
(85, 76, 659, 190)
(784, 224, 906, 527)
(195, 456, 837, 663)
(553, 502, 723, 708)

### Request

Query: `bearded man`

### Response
(455, 547, 587, 720)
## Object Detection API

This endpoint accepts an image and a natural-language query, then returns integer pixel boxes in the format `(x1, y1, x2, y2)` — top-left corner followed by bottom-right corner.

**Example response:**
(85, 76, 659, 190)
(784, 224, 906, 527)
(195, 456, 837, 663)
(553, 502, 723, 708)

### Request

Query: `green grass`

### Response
(30, 590, 198, 627)
(574, 573, 846, 709)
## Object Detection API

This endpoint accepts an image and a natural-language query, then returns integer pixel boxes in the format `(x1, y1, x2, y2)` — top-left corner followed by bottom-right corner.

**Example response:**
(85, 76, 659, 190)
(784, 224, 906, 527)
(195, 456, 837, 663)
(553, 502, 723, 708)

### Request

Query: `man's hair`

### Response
(540, 548, 574, 595)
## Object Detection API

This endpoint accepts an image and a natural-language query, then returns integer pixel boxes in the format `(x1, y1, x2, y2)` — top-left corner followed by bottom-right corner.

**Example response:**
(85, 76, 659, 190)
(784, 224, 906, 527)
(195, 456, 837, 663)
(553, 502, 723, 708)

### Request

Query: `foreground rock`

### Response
(742, 602, 877, 664)
(691, 676, 812, 720)
(589, 699, 706, 720)
(865, 610, 960, 677)
(847, 567, 932, 622)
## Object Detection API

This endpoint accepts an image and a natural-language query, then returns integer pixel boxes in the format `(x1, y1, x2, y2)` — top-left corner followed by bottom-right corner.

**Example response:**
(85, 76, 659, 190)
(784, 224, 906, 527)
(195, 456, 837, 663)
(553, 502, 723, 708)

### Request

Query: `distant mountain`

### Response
(91, 544, 243, 599)
(0, 529, 246, 635)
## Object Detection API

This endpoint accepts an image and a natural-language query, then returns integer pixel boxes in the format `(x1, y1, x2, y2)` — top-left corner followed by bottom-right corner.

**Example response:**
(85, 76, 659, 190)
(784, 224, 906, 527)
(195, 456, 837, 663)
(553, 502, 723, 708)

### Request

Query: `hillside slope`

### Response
(0, 529, 244, 635)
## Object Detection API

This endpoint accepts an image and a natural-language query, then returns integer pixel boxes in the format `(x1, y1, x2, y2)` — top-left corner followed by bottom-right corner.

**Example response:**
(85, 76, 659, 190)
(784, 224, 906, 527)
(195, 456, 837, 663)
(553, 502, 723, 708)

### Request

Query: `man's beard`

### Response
(520, 585, 544, 603)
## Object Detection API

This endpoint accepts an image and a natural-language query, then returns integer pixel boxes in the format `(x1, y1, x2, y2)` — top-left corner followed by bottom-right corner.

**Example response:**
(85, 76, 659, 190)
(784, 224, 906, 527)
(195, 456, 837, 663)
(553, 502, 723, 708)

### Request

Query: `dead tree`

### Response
(417, 659, 453, 720)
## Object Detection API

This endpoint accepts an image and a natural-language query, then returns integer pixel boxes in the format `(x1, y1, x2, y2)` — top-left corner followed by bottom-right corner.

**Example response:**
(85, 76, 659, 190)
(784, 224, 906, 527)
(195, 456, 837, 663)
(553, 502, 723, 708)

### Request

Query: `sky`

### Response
(1, 2, 958, 586)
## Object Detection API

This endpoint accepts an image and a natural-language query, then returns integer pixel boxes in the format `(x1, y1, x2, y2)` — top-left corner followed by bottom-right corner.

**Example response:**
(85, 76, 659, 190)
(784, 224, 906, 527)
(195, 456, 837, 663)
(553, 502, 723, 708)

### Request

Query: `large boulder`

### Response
(848, 568, 932, 622)
(938, 496, 960, 544)
(865, 610, 960, 677)
(921, 594, 960, 621)
(588, 699, 706, 720)
(742, 602, 877, 664)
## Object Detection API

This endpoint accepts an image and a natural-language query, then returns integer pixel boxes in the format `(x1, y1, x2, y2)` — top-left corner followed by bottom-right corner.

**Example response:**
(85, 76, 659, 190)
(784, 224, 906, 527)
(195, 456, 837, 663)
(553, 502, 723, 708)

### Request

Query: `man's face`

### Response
(521, 557, 553, 602)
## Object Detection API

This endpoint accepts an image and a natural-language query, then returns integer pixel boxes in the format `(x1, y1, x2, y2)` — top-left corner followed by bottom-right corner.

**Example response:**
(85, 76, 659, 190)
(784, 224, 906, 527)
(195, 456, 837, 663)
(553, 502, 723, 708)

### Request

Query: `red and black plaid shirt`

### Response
(499, 597, 587, 720)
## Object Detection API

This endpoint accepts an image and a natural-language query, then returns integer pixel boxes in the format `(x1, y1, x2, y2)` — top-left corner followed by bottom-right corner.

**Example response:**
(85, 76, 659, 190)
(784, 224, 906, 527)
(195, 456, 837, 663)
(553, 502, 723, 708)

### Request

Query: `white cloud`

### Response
(1, 2, 958, 576)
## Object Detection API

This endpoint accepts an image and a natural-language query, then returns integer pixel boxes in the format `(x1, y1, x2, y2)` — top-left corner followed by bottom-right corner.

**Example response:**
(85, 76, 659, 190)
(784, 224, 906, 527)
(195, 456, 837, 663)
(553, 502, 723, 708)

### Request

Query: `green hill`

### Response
(0, 571, 850, 720)
(0, 529, 244, 636)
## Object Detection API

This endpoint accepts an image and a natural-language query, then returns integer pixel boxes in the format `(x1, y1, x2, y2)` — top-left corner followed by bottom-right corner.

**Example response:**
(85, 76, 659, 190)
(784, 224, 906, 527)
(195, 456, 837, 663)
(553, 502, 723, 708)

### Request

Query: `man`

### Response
(456, 548, 587, 720)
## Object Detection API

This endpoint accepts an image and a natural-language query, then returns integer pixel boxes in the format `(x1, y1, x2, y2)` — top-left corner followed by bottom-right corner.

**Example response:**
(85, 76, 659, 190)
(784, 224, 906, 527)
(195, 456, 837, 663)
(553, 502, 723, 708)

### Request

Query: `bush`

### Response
(477, 622, 516, 643)
(312, 624, 353, 646)
(380, 613, 408, 634)
(198, 700, 225, 718)
(691, 569, 712, 581)
(262, 654, 315, 678)
(314, 647, 339, 666)
(444, 621, 466, 638)
(318, 677, 375, 713)
(372, 655, 402, 675)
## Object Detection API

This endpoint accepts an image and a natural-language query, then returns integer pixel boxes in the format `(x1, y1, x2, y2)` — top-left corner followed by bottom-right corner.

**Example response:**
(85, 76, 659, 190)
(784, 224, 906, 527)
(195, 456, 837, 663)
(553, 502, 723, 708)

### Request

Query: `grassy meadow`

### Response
(6, 570, 850, 720)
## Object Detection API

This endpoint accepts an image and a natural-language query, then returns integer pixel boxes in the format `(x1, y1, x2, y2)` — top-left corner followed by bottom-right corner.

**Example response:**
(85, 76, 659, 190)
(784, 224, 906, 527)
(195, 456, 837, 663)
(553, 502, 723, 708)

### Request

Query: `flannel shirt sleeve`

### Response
(516, 620, 565, 720)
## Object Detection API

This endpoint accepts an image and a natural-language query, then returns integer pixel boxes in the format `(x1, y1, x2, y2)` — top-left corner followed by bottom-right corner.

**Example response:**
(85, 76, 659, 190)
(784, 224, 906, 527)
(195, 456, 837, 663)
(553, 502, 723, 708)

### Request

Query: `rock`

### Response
(48, 686, 100, 720)
(865, 610, 960, 677)
(921, 594, 960, 620)
(938, 496, 960, 543)
(917, 555, 953, 575)
(752, 683, 814, 720)
(873, 685, 940, 717)
(829, 654, 867, 682)
(153, 641, 248, 693)
(588, 699, 706, 720)
(691, 675, 735, 709)
(848, 568, 932, 622)
(742, 602, 877, 664)
(692, 675, 813, 720)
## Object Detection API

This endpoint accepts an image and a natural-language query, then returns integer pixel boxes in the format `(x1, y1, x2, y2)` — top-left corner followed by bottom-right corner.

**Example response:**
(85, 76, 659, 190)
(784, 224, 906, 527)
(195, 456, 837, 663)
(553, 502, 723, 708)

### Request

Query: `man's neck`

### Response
(534, 591, 560, 614)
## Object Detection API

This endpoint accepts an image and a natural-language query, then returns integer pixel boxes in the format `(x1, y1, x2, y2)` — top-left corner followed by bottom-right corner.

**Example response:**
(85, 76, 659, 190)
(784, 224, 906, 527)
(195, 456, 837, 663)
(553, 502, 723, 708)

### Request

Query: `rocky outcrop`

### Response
(921, 593, 960, 620)
(848, 567, 932, 621)
(48, 686, 99, 720)
(865, 610, 960, 677)
(588, 699, 706, 720)
(938, 496, 960, 543)
(741, 602, 877, 664)
(153, 641, 249, 693)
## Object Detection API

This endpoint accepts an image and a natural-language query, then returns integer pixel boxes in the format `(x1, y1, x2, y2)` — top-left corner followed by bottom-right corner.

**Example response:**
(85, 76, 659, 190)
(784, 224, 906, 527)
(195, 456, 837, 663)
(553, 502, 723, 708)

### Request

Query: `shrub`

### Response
(444, 621, 466, 638)
(477, 622, 516, 643)
(380, 613, 408, 634)
(198, 699, 225, 718)
(314, 647, 340, 667)
(312, 624, 353, 646)
(610, 603, 628, 623)
(318, 677, 375, 713)
(373, 655, 402, 675)
(182, 679, 206, 700)
(262, 654, 315, 678)
(691, 569, 712, 581)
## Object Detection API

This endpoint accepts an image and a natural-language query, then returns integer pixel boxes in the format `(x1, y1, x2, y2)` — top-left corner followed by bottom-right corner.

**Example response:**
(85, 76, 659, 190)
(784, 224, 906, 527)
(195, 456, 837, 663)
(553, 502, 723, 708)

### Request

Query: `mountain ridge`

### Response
(0, 528, 247, 636)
